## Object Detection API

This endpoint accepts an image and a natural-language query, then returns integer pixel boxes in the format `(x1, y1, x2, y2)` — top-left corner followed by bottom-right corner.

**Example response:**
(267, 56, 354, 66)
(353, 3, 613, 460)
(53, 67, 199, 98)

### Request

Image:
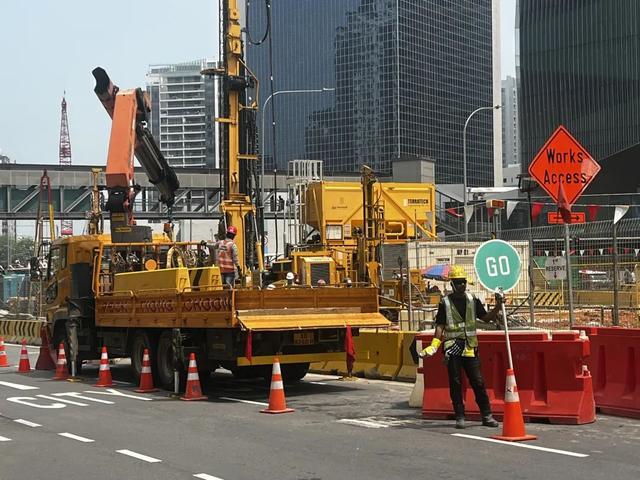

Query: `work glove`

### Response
(494, 291, 505, 305)
(418, 338, 441, 357)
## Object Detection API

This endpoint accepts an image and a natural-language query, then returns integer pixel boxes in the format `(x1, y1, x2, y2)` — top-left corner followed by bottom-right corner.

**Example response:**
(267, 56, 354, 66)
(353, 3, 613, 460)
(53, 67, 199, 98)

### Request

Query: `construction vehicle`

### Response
(42, 0, 389, 388)
(273, 162, 438, 321)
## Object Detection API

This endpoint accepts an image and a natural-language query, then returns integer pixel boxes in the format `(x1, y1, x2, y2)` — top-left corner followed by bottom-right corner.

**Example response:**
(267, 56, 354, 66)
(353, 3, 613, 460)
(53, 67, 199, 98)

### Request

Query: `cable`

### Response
(244, 0, 270, 46)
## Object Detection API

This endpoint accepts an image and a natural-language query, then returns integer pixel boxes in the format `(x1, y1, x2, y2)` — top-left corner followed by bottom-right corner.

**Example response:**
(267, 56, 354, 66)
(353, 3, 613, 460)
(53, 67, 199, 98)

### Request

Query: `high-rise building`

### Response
(501, 76, 519, 168)
(248, 0, 500, 186)
(146, 60, 218, 168)
(518, 0, 640, 169)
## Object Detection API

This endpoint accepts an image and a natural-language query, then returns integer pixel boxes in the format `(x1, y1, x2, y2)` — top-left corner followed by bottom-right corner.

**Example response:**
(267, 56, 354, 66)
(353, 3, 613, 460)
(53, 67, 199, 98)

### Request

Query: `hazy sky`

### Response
(0, 0, 517, 167)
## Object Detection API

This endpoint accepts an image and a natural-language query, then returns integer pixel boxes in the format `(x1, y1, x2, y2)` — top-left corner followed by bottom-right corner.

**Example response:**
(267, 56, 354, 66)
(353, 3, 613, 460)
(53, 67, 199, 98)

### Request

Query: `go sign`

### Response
(473, 240, 522, 292)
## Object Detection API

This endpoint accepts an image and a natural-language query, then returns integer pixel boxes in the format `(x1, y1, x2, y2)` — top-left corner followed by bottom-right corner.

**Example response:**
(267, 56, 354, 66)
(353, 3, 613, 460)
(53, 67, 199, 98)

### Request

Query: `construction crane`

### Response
(59, 94, 74, 236)
(92, 67, 180, 243)
(203, 0, 263, 281)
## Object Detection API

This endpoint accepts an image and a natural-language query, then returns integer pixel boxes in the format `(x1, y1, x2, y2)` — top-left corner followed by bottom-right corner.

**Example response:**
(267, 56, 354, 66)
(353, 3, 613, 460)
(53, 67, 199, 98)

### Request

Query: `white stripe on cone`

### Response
(188, 359, 197, 368)
(272, 362, 281, 375)
(143, 353, 150, 362)
(99, 364, 109, 371)
(270, 380, 284, 390)
(187, 372, 200, 381)
(505, 374, 520, 403)
(141, 366, 151, 374)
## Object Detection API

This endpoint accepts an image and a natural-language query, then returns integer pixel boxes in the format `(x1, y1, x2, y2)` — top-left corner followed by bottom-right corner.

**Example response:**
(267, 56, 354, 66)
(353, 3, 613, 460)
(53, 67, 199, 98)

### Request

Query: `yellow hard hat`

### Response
(449, 265, 468, 281)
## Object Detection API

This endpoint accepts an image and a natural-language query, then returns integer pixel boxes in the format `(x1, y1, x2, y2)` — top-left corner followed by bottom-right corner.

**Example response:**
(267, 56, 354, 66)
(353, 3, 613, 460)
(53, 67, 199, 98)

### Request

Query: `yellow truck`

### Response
(44, 234, 389, 389)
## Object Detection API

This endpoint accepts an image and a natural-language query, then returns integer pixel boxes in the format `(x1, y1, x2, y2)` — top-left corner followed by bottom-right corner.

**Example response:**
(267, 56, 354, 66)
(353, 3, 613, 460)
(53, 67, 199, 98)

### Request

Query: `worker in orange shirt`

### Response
(217, 226, 241, 286)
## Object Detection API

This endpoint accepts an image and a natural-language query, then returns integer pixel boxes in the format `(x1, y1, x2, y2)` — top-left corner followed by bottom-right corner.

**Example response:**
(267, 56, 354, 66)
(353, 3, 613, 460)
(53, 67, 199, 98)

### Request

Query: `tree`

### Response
(0, 235, 35, 269)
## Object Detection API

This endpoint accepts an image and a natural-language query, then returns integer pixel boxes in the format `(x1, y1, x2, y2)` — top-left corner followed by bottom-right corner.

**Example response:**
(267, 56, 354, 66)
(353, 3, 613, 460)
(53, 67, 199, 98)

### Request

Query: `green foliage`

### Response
(0, 235, 35, 269)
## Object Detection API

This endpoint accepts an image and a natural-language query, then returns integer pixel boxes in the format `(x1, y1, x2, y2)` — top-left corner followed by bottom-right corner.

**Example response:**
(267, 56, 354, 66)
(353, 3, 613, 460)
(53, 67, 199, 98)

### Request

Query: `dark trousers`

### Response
(221, 272, 236, 286)
(446, 355, 492, 419)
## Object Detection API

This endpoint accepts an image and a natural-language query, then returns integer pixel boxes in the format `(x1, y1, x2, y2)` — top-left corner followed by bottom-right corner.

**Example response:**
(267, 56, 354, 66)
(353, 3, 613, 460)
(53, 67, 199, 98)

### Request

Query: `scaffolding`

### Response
(285, 160, 323, 248)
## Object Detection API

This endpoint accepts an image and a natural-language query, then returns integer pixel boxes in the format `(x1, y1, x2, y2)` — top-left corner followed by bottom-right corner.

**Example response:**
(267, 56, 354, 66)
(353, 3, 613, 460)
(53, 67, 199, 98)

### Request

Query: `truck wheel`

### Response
(156, 331, 185, 391)
(52, 325, 82, 375)
(130, 330, 156, 383)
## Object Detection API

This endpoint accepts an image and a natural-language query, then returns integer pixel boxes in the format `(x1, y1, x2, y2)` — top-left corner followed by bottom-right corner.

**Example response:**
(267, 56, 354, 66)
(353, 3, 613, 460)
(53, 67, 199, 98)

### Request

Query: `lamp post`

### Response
(463, 104, 501, 241)
(259, 88, 335, 259)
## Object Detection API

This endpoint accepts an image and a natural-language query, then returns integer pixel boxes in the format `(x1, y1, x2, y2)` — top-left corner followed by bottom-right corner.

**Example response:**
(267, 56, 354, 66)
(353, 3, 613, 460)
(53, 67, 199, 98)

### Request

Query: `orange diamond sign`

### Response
(528, 125, 601, 206)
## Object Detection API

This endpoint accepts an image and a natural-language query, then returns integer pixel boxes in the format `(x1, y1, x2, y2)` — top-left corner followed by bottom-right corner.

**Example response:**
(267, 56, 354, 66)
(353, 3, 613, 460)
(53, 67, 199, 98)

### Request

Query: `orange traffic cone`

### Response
(53, 343, 69, 380)
(94, 346, 113, 387)
(17, 339, 31, 373)
(35, 325, 56, 370)
(181, 353, 207, 401)
(491, 369, 537, 442)
(261, 357, 294, 414)
(0, 336, 10, 368)
(135, 348, 158, 393)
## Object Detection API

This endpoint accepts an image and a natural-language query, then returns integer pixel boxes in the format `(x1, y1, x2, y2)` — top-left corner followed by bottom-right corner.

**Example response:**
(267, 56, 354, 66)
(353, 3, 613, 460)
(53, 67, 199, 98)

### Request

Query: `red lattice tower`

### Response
(59, 94, 73, 235)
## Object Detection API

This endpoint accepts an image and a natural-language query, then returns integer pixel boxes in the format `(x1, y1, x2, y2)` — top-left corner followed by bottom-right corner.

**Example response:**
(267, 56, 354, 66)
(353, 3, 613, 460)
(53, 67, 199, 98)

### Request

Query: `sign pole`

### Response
(612, 220, 620, 326)
(498, 287, 514, 370)
(527, 191, 535, 325)
(564, 224, 574, 327)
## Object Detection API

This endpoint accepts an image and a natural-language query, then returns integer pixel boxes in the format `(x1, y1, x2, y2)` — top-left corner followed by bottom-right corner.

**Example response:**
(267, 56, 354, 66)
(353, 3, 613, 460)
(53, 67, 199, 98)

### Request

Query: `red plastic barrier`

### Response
(417, 330, 595, 425)
(581, 327, 640, 419)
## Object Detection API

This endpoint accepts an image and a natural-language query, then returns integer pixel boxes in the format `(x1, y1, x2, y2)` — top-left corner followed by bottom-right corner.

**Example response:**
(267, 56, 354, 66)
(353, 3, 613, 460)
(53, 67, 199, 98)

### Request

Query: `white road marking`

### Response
(451, 434, 589, 458)
(51, 392, 114, 404)
(0, 380, 39, 390)
(112, 380, 133, 386)
(308, 381, 328, 385)
(194, 474, 225, 480)
(337, 418, 390, 429)
(87, 388, 153, 401)
(116, 449, 162, 463)
(219, 396, 269, 406)
(14, 419, 41, 427)
(7, 396, 66, 409)
(58, 432, 94, 443)
(0, 436, 11, 441)
(37, 394, 88, 406)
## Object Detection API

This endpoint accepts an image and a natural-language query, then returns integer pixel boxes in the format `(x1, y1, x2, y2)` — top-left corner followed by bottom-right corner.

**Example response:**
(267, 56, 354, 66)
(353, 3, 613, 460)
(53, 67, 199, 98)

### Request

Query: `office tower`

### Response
(519, 0, 640, 169)
(248, 0, 500, 186)
(146, 60, 218, 168)
(501, 76, 519, 169)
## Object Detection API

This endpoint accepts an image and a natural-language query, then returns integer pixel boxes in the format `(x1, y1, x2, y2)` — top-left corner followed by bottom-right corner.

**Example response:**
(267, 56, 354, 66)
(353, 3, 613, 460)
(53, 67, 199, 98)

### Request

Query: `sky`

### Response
(0, 0, 517, 167)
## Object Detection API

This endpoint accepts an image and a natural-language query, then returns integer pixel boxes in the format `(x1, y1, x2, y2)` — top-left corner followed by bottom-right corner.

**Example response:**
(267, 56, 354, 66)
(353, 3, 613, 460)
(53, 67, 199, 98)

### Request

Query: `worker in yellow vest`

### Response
(217, 226, 241, 287)
(419, 265, 501, 429)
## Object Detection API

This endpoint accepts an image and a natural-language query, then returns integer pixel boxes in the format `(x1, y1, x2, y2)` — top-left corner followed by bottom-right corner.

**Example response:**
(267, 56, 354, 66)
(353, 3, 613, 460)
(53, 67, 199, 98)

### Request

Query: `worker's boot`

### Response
(455, 417, 466, 429)
(482, 415, 499, 427)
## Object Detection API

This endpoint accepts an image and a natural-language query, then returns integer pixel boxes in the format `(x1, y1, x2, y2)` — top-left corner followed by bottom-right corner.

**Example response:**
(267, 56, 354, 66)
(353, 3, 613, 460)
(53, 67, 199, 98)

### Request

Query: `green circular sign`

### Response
(473, 240, 521, 293)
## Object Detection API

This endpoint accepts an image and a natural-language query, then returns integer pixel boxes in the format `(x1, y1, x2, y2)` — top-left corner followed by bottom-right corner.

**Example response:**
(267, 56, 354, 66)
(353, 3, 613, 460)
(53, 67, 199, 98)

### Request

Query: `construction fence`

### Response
(439, 218, 640, 329)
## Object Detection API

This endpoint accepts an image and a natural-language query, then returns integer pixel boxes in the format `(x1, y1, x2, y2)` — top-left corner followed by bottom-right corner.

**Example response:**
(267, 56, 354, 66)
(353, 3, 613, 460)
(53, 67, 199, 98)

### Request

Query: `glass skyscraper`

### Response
(247, 0, 497, 186)
(518, 0, 640, 168)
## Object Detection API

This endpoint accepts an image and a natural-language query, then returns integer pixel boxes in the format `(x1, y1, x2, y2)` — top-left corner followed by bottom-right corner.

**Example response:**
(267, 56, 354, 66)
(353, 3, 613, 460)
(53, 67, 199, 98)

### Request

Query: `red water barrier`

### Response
(417, 330, 595, 425)
(581, 327, 640, 419)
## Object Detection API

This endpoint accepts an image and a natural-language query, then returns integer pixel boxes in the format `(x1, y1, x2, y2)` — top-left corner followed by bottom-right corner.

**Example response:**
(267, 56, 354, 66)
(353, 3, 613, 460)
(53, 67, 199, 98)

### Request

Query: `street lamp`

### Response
(463, 104, 501, 241)
(259, 88, 335, 258)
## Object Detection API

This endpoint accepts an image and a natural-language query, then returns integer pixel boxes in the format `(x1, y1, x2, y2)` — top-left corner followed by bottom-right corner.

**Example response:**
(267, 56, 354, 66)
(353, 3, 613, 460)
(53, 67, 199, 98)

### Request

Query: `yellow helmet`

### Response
(448, 265, 468, 281)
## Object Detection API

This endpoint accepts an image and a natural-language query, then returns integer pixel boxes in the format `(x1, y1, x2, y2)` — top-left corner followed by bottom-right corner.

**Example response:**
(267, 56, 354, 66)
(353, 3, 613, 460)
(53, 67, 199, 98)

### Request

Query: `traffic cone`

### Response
(0, 336, 10, 368)
(35, 325, 56, 370)
(94, 346, 113, 387)
(53, 343, 69, 380)
(181, 353, 207, 401)
(261, 357, 294, 414)
(491, 369, 537, 442)
(17, 339, 31, 373)
(135, 348, 158, 393)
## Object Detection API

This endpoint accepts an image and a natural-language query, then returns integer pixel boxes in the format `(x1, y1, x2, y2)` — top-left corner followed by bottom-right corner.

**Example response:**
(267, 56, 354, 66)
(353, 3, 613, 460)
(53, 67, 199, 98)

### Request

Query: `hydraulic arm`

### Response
(92, 67, 180, 242)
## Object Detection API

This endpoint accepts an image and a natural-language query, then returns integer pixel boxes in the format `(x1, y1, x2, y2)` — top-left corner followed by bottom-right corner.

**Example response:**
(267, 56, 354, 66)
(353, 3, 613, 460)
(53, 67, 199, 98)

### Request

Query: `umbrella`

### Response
(420, 264, 451, 281)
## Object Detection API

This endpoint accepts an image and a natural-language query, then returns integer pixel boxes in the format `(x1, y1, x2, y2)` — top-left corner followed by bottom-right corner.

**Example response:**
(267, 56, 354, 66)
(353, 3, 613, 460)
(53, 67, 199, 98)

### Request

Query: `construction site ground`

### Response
(1, 343, 639, 480)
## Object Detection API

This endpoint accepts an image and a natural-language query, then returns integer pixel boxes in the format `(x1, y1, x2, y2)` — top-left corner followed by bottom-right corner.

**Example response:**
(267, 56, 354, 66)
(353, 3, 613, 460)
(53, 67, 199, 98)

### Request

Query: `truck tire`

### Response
(156, 330, 185, 391)
(130, 330, 156, 383)
(52, 324, 82, 375)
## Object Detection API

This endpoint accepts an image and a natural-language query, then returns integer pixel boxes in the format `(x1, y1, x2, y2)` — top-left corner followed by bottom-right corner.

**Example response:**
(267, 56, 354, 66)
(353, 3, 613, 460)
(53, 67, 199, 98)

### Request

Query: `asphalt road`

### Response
(1, 343, 640, 480)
